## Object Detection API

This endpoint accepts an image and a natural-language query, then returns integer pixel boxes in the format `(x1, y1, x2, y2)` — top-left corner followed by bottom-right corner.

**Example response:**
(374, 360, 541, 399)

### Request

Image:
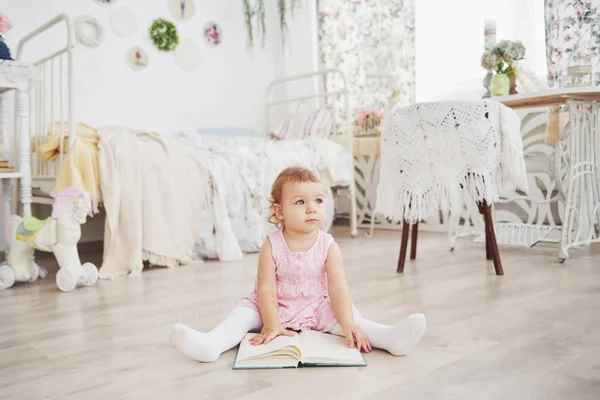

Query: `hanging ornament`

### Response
(243, 0, 265, 48)
(93, 0, 119, 6)
(169, 0, 196, 22)
(149, 18, 179, 51)
(75, 15, 104, 48)
(126, 46, 149, 70)
(175, 38, 201, 72)
(110, 7, 137, 38)
(242, 0, 303, 49)
(203, 21, 222, 46)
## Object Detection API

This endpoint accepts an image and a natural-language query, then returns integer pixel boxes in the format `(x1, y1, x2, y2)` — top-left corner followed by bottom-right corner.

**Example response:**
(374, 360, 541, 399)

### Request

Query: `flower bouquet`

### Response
(0, 13, 13, 60)
(481, 39, 525, 96)
(353, 108, 383, 136)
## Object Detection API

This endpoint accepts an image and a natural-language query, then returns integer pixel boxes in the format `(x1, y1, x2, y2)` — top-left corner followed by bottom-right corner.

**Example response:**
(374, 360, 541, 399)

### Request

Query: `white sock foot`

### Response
(169, 306, 263, 363)
(331, 313, 427, 357)
(386, 313, 427, 356)
(169, 324, 221, 362)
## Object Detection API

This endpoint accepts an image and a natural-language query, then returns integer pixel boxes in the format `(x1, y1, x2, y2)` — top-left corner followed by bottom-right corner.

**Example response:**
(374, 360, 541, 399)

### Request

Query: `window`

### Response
(415, 0, 547, 101)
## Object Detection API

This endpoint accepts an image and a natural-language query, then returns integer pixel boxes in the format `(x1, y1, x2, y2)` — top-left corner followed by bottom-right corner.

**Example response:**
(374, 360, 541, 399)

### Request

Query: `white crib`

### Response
(15, 13, 76, 206)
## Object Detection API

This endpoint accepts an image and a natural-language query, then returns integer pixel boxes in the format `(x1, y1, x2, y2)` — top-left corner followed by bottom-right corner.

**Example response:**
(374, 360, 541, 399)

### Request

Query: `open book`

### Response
(232, 330, 367, 369)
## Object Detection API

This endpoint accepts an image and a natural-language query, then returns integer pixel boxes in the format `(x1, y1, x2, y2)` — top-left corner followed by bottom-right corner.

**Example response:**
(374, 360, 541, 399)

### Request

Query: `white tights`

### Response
(170, 306, 426, 362)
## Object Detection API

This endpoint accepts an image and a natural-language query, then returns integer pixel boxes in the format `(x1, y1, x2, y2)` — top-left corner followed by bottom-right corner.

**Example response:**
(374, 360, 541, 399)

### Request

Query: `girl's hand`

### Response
(250, 324, 295, 346)
(342, 323, 371, 353)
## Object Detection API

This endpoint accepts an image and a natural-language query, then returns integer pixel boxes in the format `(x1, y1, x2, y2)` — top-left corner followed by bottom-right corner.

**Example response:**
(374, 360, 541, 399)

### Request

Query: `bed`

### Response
(12, 14, 359, 279)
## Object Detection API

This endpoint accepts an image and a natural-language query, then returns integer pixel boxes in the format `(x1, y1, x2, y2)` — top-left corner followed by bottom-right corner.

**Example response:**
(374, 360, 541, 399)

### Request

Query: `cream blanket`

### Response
(175, 133, 352, 262)
(97, 126, 208, 279)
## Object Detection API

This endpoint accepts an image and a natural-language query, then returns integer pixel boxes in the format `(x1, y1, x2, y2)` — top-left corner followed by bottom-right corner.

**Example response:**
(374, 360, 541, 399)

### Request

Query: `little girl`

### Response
(170, 167, 427, 362)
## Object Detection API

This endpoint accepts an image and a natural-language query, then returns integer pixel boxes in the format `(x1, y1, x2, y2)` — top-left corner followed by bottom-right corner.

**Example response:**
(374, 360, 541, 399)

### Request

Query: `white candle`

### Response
(484, 19, 496, 35)
(484, 19, 496, 48)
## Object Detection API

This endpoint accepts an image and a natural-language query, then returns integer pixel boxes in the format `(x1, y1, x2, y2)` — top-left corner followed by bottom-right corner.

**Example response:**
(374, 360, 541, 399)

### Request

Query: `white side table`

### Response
(492, 87, 600, 262)
(0, 60, 37, 237)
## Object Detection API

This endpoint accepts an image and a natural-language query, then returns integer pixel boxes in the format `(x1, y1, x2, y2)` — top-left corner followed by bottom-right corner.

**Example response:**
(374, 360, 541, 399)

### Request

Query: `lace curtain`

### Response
(545, 0, 600, 87)
(317, 0, 415, 121)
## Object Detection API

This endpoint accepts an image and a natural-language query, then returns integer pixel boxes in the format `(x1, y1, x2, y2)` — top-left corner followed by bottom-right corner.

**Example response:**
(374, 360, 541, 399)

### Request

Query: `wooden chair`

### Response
(397, 200, 503, 275)
(375, 100, 528, 277)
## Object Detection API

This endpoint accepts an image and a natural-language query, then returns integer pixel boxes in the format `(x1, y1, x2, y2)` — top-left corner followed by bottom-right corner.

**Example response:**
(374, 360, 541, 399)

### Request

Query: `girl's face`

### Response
(273, 181, 326, 233)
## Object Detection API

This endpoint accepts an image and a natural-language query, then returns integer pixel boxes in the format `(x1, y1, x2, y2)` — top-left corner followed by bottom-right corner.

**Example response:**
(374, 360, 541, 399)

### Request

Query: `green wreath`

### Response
(149, 18, 179, 52)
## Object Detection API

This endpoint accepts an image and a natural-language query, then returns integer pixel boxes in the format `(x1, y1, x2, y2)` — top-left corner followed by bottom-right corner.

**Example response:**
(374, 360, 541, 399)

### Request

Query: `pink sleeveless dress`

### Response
(236, 229, 360, 332)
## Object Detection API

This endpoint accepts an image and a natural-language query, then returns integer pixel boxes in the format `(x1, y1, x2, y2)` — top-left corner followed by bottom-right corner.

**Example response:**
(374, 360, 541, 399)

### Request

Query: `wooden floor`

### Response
(1, 228, 600, 400)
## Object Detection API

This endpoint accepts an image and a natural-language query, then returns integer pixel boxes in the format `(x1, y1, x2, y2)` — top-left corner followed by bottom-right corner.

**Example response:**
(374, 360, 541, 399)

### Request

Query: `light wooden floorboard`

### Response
(1, 228, 599, 400)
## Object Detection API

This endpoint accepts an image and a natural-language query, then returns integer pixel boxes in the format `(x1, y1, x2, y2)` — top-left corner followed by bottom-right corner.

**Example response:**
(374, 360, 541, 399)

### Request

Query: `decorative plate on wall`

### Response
(175, 38, 201, 72)
(169, 0, 196, 22)
(203, 21, 222, 46)
(93, 0, 119, 6)
(110, 7, 137, 38)
(126, 46, 149, 71)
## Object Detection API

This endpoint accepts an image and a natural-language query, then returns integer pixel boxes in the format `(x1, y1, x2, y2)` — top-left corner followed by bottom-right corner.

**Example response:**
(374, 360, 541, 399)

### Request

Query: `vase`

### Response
(490, 73, 509, 97)
(508, 72, 518, 95)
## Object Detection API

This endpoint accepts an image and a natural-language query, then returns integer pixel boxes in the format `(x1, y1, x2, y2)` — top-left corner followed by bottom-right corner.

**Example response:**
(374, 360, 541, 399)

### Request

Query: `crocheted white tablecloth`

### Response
(375, 100, 529, 223)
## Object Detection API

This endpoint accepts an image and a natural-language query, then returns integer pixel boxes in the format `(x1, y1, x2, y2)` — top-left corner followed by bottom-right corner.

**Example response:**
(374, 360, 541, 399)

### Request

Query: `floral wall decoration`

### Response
(127, 46, 149, 70)
(149, 18, 179, 52)
(203, 21, 222, 46)
(75, 15, 105, 48)
(243, 0, 303, 49)
(545, 0, 600, 87)
(0, 13, 13, 60)
(318, 0, 415, 121)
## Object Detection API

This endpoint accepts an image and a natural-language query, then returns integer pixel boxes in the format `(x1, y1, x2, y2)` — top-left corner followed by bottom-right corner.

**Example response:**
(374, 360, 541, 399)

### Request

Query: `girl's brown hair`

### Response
(268, 167, 321, 229)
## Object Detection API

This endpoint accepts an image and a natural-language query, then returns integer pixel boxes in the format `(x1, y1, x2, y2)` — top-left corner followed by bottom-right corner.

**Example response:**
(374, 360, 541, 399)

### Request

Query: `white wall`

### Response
(0, 0, 318, 247)
(1, 0, 318, 135)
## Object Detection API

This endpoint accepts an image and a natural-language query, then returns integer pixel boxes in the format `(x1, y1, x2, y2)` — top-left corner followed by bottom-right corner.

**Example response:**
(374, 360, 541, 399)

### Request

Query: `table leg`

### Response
(17, 88, 32, 218)
(558, 100, 600, 261)
(1, 180, 11, 253)
(348, 179, 359, 238)
(0, 93, 8, 161)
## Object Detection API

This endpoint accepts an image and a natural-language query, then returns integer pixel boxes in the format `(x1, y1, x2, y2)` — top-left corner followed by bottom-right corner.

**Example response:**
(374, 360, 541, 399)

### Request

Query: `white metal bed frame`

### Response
(15, 13, 75, 206)
(265, 69, 359, 237)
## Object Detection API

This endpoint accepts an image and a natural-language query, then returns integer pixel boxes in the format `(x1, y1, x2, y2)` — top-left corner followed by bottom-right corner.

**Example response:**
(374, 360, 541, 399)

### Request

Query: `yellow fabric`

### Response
(31, 122, 99, 161)
(31, 122, 161, 213)
(54, 132, 101, 209)
(30, 122, 101, 209)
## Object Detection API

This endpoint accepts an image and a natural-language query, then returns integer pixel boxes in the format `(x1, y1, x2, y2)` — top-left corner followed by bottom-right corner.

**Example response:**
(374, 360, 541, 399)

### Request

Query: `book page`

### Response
(298, 330, 366, 366)
(236, 332, 302, 362)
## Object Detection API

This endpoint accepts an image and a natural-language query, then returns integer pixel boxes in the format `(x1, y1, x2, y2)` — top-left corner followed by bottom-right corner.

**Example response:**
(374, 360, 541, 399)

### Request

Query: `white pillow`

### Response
(271, 108, 334, 140)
